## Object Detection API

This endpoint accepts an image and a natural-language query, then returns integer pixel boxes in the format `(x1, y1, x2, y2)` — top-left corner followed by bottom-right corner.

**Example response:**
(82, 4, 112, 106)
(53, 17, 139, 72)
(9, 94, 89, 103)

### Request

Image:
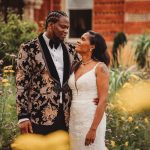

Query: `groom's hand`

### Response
(93, 98, 99, 105)
(19, 120, 33, 134)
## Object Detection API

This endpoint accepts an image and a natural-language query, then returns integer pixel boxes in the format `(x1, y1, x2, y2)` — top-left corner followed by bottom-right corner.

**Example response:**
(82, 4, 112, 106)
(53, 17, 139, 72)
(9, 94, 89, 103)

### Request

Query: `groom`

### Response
(16, 10, 79, 135)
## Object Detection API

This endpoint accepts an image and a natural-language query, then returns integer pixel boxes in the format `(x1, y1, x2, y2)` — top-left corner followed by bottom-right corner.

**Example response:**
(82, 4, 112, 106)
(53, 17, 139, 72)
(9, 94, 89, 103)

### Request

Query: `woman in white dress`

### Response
(68, 31, 110, 150)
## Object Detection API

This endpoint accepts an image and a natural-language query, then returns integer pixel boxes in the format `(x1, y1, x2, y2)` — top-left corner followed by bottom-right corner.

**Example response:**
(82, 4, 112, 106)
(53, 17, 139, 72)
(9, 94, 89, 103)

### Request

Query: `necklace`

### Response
(81, 59, 93, 65)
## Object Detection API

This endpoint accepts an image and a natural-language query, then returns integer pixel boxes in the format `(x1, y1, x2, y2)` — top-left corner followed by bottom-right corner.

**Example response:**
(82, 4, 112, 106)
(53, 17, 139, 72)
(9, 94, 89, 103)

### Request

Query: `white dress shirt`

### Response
(18, 32, 64, 124)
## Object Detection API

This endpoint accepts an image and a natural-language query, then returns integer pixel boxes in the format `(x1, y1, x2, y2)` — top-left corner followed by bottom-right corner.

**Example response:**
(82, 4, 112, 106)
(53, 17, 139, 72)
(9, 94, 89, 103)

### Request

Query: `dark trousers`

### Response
(32, 104, 68, 135)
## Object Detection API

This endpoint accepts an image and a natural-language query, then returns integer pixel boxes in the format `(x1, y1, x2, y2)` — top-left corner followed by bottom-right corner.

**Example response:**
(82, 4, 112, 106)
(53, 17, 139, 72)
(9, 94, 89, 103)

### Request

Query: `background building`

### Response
(0, 0, 150, 42)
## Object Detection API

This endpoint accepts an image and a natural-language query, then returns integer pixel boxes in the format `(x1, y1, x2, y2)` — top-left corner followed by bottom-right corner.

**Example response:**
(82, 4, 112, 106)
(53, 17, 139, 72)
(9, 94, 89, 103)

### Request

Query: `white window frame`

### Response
(63, 0, 93, 43)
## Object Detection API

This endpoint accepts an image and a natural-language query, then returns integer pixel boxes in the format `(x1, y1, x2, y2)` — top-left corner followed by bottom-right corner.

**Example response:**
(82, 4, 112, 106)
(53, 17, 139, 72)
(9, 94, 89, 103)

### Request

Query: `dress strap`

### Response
(93, 62, 102, 70)
(93, 62, 105, 74)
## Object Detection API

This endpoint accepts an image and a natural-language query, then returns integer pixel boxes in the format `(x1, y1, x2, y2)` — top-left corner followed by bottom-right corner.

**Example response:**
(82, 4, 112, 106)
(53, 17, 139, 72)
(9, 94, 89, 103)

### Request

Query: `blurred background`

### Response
(0, 0, 150, 150)
(1, 0, 150, 40)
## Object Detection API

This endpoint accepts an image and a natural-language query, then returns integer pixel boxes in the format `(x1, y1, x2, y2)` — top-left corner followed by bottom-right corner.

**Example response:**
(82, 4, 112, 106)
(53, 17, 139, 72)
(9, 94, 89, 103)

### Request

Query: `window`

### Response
(69, 10, 92, 38)
(67, 0, 92, 38)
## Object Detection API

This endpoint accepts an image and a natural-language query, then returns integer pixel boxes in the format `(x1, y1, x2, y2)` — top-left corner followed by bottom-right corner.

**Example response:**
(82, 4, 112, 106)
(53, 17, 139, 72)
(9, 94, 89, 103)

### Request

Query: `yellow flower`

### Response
(111, 140, 116, 147)
(109, 103, 115, 109)
(120, 106, 127, 112)
(123, 82, 132, 88)
(117, 100, 122, 105)
(2, 79, 9, 83)
(134, 126, 139, 129)
(121, 117, 125, 121)
(130, 74, 140, 80)
(7, 104, 12, 108)
(11, 131, 69, 150)
(144, 117, 149, 124)
(3, 83, 11, 87)
(106, 146, 109, 150)
(4, 70, 9, 73)
(4, 65, 13, 70)
(128, 116, 133, 122)
(9, 70, 15, 73)
(115, 93, 120, 98)
(125, 141, 129, 147)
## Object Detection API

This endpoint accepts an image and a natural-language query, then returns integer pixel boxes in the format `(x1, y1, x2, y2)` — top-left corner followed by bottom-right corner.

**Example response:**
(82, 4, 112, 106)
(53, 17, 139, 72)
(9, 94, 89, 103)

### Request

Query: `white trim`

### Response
(64, 0, 92, 39)
(125, 0, 150, 2)
(125, 13, 150, 22)
(68, 0, 93, 10)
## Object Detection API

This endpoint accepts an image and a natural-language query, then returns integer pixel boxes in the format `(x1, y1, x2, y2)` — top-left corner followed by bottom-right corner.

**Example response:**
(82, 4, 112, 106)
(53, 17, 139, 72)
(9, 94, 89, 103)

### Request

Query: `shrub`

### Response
(134, 34, 150, 69)
(0, 66, 18, 150)
(112, 32, 127, 68)
(0, 13, 38, 66)
(106, 70, 150, 149)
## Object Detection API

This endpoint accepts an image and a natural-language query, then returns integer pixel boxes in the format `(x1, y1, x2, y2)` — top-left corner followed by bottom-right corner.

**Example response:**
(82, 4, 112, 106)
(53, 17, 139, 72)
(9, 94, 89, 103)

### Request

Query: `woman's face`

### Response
(75, 32, 92, 54)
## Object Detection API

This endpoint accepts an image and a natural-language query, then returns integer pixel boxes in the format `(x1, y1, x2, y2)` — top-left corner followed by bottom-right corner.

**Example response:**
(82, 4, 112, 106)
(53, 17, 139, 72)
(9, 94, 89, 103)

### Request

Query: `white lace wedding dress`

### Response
(68, 63, 106, 150)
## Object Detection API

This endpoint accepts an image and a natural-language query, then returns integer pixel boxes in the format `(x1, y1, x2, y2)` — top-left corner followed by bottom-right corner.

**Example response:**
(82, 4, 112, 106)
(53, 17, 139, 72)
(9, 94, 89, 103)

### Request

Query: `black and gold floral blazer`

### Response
(16, 33, 79, 127)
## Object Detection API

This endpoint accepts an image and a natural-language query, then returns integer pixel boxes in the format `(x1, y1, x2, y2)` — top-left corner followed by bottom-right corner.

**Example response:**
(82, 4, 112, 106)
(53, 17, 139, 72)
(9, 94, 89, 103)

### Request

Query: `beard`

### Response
(52, 31, 64, 43)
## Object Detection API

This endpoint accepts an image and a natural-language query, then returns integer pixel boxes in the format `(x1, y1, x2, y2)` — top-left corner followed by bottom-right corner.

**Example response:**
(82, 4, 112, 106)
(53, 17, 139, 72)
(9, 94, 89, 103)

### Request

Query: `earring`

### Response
(90, 49, 93, 52)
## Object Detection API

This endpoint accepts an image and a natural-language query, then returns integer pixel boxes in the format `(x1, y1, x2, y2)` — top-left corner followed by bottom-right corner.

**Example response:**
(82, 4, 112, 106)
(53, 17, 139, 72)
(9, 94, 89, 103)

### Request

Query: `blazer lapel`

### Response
(38, 33, 60, 84)
(61, 43, 70, 85)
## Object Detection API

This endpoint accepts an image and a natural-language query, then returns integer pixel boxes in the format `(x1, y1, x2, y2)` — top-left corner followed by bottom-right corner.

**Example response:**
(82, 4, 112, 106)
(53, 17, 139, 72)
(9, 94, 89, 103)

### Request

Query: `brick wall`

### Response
(93, 0, 125, 41)
(33, 0, 150, 41)
(93, 0, 150, 41)
(34, 0, 61, 31)
(124, 0, 150, 34)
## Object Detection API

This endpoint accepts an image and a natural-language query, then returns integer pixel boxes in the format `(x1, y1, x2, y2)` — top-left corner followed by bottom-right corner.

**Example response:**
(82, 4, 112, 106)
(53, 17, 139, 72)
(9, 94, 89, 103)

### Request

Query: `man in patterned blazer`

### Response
(16, 11, 79, 135)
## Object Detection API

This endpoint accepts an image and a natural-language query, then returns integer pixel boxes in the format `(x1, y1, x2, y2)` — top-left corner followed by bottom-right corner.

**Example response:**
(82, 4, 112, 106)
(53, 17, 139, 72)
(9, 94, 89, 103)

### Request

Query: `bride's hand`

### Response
(85, 129, 96, 146)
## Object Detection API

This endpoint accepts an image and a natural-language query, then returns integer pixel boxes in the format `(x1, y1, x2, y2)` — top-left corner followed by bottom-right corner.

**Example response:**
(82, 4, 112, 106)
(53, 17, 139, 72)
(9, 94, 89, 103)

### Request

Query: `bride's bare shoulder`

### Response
(96, 62, 109, 77)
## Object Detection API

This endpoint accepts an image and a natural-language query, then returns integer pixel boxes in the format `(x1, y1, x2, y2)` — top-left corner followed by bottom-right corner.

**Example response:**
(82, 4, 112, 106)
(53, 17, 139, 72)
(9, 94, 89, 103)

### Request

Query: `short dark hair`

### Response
(88, 30, 110, 66)
(45, 10, 68, 29)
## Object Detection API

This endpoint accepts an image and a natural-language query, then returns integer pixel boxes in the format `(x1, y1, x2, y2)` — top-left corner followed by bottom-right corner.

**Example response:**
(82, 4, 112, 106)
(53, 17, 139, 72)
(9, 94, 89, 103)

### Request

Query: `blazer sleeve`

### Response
(16, 43, 33, 120)
(71, 43, 80, 62)
(67, 43, 81, 72)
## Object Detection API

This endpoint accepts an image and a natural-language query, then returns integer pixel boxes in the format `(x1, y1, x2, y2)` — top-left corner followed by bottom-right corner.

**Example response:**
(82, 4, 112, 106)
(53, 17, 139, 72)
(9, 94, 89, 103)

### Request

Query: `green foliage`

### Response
(106, 69, 150, 149)
(0, 66, 150, 149)
(106, 105, 150, 150)
(109, 68, 130, 99)
(0, 67, 19, 150)
(134, 34, 150, 69)
(0, 13, 38, 65)
(112, 32, 127, 68)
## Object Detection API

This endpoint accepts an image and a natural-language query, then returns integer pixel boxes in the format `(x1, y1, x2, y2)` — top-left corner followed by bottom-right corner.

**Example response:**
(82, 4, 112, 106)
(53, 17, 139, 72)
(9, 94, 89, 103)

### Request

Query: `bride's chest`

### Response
(68, 71, 96, 91)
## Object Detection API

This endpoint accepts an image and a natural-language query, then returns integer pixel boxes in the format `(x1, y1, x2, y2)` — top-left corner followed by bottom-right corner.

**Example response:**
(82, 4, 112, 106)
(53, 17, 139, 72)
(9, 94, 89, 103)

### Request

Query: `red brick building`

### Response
(124, 0, 150, 35)
(1, 0, 149, 41)
(32, 0, 150, 41)
(93, 0, 150, 41)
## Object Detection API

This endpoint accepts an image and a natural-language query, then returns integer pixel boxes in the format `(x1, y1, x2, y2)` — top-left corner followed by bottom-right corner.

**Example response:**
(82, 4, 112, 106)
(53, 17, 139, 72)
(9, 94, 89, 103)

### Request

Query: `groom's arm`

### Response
(16, 43, 33, 134)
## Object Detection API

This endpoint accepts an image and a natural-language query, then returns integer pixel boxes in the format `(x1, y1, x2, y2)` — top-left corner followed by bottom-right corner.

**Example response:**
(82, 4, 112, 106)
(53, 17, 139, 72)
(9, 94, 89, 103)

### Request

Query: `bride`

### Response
(68, 31, 110, 150)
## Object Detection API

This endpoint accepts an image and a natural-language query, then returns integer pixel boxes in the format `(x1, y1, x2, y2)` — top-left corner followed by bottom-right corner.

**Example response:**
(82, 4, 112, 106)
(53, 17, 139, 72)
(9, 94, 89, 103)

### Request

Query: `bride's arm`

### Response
(85, 63, 109, 146)
(91, 63, 109, 130)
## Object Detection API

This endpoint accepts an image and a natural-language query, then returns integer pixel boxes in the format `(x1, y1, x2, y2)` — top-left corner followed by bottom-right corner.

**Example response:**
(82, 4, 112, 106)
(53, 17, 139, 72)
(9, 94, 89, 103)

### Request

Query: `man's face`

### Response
(50, 16, 70, 41)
